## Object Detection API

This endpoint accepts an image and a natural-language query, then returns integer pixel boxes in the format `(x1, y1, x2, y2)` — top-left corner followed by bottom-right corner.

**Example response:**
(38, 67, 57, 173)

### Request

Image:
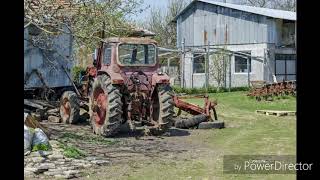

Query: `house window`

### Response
(193, 53, 205, 73)
(234, 52, 251, 73)
(275, 54, 296, 81)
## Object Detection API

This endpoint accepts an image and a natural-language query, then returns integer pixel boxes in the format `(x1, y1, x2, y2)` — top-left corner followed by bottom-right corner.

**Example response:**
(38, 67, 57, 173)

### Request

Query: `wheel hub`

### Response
(93, 87, 107, 125)
(60, 98, 71, 120)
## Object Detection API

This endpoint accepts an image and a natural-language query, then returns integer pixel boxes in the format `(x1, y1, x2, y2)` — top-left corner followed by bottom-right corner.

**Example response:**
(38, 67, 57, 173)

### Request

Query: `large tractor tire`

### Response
(90, 74, 123, 137)
(59, 91, 80, 124)
(174, 114, 208, 129)
(149, 84, 175, 135)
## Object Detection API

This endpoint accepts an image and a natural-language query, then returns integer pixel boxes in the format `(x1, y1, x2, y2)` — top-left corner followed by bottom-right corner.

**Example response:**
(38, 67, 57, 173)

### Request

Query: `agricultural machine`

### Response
(59, 37, 221, 137)
(247, 80, 296, 101)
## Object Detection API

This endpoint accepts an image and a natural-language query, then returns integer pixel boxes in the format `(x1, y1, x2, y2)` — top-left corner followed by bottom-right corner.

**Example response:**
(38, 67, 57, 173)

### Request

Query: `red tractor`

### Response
(87, 37, 175, 137)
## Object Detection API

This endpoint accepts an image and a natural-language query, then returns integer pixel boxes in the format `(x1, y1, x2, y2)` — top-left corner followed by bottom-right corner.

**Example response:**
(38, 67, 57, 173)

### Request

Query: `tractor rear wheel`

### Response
(149, 85, 174, 135)
(59, 91, 80, 124)
(90, 74, 123, 137)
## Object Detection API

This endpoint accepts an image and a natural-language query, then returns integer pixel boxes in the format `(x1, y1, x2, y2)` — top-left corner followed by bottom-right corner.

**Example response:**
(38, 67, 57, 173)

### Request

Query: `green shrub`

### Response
(172, 86, 250, 94)
(72, 66, 86, 83)
(58, 142, 86, 159)
(32, 144, 52, 151)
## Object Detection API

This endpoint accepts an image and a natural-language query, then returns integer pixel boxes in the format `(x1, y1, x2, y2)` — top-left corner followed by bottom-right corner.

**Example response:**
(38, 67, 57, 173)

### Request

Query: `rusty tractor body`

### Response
(87, 37, 175, 137)
(248, 80, 296, 100)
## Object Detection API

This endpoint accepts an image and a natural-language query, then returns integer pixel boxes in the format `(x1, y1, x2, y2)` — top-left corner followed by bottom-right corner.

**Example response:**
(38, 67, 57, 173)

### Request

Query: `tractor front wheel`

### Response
(90, 74, 123, 137)
(59, 91, 80, 124)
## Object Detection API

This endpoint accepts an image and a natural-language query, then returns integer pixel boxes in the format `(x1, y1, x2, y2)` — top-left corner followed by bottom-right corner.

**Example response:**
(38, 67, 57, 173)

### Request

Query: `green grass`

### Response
(113, 91, 296, 180)
(60, 132, 119, 145)
(58, 143, 86, 159)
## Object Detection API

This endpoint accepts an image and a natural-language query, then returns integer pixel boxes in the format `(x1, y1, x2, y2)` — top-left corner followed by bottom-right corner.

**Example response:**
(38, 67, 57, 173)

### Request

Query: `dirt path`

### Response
(29, 121, 215, 179)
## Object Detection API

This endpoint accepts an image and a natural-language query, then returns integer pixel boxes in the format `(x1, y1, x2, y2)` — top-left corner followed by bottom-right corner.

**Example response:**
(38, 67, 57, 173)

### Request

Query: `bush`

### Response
(172, 86, 249, 94)
(72, 66, 86, 84)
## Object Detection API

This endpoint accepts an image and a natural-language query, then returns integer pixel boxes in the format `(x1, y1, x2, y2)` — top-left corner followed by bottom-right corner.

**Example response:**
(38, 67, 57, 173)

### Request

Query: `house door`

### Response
(275, 54, 296, 81)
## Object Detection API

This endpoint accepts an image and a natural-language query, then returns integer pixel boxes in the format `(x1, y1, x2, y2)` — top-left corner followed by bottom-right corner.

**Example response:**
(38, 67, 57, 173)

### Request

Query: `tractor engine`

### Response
(126, 71, 150, 126)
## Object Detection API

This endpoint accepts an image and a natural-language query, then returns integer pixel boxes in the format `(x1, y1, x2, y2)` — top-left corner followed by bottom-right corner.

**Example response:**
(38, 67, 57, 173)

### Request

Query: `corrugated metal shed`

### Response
(173, 0, 296, 22)
(175, 0, 295, 47)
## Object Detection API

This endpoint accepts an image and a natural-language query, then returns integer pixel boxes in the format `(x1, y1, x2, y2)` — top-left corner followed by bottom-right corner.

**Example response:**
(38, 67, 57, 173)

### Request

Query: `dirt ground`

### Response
(38, 121, 214, 179)
(25, 92, 296, 180)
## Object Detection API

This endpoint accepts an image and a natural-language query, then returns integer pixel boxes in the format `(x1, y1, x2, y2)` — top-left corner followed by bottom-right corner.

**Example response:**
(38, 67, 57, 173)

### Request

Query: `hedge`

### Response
(172, 86, 250, 94)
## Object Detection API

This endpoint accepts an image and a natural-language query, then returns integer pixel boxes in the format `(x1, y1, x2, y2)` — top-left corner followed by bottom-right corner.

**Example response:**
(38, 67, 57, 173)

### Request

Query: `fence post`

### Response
(205, 41, 210, 91)
(181, 39, 185, 88)
(247, 56, 250, 87)
(229, 54, 231, 92)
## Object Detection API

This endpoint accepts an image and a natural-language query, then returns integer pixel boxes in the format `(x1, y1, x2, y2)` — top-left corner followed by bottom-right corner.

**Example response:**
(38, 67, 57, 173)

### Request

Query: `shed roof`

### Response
(173, 0, 296, 22)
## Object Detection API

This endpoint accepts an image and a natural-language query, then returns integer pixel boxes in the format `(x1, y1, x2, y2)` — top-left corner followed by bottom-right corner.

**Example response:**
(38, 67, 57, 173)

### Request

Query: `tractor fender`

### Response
(151, 73, 170, 86)
(97, 67, 124, 85)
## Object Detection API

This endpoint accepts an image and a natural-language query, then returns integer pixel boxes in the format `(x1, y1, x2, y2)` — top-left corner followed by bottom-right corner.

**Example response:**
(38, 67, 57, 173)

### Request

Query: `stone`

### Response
(57, 166, 76, 171)
(31, 157, 46, 163)
(54, 161, 66, 165)
(85, 156, 98, 161)
(54, 174, 74, 179)
(48, 154, 64, 160)
(25, 162, 35, 168)
(38, 163, 55, 170)
(30, 150, 53, 157)
(82, 163, 93, 168)
(91, 160, 110, 166)
(56, 158, 66, 162)
(48, 116, 61, 123)
(63, 170, 80, 176)
(24, 167, 38, 173)
(24, 170, 35, 176)
(44, 170, 63, 176)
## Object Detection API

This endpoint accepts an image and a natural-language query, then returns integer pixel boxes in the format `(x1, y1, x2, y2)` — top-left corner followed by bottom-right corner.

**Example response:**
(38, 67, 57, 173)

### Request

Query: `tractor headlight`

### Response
(158, 72, 164, 75)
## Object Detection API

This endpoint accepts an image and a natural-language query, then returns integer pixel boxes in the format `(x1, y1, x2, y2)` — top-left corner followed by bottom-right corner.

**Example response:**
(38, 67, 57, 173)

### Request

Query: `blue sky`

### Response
(132, 0, 170, 22)
(132, 0, 242, 22)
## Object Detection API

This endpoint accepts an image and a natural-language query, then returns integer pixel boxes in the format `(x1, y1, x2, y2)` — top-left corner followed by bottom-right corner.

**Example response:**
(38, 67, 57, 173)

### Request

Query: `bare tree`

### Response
(144, 0, 190, 48)
(240, 0, 296, 11)
(209, 48, 229, 91)
(270, 0, 296, 11)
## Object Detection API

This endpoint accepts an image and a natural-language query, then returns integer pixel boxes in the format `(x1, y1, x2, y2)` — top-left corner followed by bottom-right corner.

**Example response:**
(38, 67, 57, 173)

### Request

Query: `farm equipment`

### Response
(58, 36, 222, 137)
(173, 95, 223, 129)
(247, 80, 296, 101)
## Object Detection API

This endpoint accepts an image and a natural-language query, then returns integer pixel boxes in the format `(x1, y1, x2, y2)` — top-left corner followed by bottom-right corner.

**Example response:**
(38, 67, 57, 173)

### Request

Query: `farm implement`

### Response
(248, 80, 296, 101)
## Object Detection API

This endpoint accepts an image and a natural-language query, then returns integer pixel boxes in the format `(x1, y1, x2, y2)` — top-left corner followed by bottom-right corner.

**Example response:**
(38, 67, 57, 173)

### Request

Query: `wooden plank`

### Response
(24, 99, 44, 109)
(256, 110, 296, 116)
(32, 100, 56, 108)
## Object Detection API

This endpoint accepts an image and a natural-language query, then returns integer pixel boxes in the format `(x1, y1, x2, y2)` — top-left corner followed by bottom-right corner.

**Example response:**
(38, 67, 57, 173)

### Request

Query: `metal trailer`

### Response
(24, 27, 76, 100)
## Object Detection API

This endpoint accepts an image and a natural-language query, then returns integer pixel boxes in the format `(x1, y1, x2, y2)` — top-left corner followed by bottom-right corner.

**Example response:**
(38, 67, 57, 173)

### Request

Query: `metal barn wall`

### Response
(177, 1, 282, 47)
(24, 27, 74, 89)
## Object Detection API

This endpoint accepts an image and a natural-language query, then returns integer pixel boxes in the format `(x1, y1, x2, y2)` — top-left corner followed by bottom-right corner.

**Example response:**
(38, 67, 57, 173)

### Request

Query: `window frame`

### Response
(103, 44, 112, 65)
(275, 54, 296, 81)
(193, 53, 206, 74)
(116, 43, 157, 67)
(234, 51, 252, 74)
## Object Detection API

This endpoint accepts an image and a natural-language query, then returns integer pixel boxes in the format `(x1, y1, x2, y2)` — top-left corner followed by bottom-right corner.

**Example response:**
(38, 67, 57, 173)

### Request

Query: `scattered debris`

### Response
(248, 80, 296, 101)
(24, 125, 34, 155)
(32, 128, 51, 152)
(24, 140, 110, 179)
(48, 116, 61, 123)
(24, 113, 50, 137)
